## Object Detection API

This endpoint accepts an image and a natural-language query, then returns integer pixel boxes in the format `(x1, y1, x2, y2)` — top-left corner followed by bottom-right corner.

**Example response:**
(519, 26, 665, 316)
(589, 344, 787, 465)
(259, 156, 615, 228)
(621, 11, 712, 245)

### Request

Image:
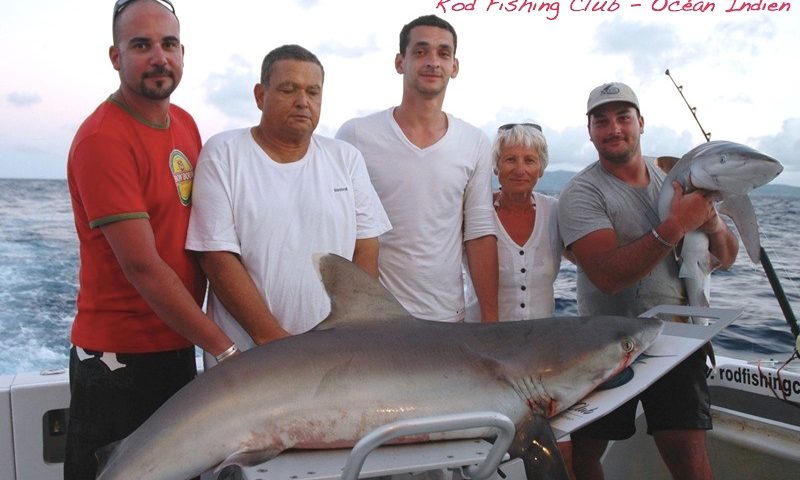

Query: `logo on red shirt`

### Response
(170, 150, 194, 206)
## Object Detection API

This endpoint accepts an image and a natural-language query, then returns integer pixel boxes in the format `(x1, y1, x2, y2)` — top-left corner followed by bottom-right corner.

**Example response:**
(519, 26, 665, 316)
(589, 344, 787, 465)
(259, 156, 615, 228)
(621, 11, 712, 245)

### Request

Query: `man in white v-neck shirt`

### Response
(336, 15, 498, 323)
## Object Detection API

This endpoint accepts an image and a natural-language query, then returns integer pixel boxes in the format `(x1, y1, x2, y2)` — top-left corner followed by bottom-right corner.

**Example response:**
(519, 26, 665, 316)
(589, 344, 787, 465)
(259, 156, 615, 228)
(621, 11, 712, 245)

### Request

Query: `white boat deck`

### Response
(2, 306, 798, 479)
(4, 356, 798, 480)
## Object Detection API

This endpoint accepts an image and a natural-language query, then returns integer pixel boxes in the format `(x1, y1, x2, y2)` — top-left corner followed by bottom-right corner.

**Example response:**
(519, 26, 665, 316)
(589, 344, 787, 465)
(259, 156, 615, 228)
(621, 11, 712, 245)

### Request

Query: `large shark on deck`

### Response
(656, 140, 783, 312)
(95, 254, 663, 480)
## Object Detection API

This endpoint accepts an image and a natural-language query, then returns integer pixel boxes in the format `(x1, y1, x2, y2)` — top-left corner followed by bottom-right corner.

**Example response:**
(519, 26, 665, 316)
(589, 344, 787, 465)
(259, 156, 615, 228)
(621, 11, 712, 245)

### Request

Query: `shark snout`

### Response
(689, 147, 783, 194)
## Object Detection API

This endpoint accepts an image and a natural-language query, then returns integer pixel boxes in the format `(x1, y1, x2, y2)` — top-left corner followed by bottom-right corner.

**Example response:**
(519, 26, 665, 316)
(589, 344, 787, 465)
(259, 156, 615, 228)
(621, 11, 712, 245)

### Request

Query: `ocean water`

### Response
(0, 178, 798, 375)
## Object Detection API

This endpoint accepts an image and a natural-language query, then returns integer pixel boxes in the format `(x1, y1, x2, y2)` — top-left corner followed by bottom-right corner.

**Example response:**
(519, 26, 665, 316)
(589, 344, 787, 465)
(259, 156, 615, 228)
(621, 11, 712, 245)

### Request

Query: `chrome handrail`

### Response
(339, 411, 516, 480)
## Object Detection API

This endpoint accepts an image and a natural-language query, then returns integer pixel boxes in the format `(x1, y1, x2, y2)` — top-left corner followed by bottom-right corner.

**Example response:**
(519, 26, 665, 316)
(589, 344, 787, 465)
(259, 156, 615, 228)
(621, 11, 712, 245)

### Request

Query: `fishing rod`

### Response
(665, 69, 712, 142)
(665, 69, 800, 342)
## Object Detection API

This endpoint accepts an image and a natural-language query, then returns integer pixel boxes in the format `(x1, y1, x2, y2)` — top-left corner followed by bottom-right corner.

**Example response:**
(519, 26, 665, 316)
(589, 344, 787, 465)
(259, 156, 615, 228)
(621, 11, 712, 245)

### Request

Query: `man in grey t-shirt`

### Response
(558, 82, 739, 480)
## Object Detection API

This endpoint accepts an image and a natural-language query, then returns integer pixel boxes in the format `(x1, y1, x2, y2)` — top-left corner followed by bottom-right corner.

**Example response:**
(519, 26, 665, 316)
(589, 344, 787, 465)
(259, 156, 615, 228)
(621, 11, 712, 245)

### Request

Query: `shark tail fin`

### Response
(312, 253, 412, 330)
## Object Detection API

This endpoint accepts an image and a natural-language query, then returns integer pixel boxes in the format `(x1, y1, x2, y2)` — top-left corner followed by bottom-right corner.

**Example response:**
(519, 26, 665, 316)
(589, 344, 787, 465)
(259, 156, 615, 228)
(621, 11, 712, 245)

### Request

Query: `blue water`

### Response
(0, 178, 797, 375)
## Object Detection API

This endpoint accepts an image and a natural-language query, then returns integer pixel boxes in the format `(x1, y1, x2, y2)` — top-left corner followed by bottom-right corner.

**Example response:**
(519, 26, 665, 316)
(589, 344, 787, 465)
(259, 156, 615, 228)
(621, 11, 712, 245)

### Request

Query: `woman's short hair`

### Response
(492, 124, 549, 172)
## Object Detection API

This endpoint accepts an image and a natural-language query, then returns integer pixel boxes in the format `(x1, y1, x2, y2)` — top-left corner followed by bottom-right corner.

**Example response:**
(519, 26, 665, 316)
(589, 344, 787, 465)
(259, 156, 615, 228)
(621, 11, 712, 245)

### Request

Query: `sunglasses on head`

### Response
(498, 122, 542, 132)
(113, 0, 176, 22)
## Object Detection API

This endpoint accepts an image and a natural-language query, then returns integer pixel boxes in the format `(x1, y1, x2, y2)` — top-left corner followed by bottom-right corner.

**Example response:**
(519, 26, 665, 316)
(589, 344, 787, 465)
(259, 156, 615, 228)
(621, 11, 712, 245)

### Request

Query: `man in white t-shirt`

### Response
(186, 45, 391, 366)
(336, 15, 497, 323)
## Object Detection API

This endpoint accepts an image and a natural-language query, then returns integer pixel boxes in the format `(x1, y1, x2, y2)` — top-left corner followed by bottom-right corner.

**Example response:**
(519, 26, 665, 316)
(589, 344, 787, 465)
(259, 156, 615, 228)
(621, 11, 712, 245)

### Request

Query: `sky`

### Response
(1, 0, 799, 186)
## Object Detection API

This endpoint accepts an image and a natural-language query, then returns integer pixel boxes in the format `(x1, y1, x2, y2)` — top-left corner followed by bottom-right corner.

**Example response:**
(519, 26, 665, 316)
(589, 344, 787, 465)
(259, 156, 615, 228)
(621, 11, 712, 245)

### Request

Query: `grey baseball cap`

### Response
(586, 82, 639, 115)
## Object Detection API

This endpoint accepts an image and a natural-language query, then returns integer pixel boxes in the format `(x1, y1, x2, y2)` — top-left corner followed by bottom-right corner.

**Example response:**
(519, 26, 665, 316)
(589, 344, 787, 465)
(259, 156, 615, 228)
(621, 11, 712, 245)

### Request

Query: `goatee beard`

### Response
(140, 81, 175, 100)
(140, 68, 176, 100)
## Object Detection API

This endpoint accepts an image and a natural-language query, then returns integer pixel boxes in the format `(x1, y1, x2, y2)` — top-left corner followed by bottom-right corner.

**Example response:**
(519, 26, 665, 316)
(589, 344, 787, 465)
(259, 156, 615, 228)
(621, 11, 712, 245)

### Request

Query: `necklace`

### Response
(494, 191, 536, 213)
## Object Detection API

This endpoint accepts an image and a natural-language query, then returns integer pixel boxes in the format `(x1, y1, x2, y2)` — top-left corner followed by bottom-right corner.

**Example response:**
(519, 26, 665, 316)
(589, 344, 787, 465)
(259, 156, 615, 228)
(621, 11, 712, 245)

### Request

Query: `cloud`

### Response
(315, 35, 379, 59)
(547, 126, 597, 171)
(7, 92, 41, 107)
(641, 125, 696, 158)
(477, 106, 543, 133)
(714, 17, 775, 56)
(592, 19, 689, 80)
(754, 118, 800, 174)
(0, 145, 64, 179)
(205, 56, 258, 121)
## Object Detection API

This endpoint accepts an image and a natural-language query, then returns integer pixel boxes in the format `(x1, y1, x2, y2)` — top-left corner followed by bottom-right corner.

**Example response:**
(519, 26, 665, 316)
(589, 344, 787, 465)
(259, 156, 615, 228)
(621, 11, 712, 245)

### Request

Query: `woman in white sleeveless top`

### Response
(492, 123, 565, 321)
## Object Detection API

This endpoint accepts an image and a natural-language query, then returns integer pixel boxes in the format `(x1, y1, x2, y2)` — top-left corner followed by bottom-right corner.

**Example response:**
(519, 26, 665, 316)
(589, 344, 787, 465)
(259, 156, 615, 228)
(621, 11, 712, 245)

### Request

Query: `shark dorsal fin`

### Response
(312, 253, 412, 330)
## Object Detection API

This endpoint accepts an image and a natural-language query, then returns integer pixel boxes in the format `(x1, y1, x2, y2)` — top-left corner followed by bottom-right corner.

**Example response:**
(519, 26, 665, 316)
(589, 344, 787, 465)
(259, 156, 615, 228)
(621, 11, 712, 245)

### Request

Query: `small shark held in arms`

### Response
(656, 140, 783, 314)
(95, 254, 663, 480)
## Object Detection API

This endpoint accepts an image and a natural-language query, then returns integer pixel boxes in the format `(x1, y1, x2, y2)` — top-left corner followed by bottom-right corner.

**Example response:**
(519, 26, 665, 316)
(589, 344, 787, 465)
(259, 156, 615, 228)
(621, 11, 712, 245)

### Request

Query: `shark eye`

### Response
(720, 154, 727, 164)
(621, 338, 634, 353)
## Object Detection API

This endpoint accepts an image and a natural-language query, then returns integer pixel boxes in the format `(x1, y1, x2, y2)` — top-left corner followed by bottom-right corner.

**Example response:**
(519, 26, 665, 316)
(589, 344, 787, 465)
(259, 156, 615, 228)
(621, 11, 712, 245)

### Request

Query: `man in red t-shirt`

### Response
(64, 1, 237, 478)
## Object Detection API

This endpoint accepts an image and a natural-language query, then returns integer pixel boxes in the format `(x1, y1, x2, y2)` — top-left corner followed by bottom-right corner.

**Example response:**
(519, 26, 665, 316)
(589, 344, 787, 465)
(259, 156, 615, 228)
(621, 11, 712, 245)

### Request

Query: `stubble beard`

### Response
(597, 137, 640, 165)
(602, 149, 634, 165)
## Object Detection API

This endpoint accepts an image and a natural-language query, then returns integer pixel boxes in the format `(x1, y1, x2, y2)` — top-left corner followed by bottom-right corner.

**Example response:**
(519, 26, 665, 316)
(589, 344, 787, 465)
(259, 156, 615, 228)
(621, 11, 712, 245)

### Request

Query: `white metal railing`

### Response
(339, 411, 516, 480)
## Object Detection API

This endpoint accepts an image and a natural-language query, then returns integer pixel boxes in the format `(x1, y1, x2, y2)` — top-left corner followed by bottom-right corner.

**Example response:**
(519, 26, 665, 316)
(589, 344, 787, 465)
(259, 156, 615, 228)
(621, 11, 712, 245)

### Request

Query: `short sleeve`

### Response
(463, 132, 496, 241)
(70, 134, 148, 228)
(557, 176, 613, 248)
(185, 139, 242, 254)
(348, 149, 391, 239)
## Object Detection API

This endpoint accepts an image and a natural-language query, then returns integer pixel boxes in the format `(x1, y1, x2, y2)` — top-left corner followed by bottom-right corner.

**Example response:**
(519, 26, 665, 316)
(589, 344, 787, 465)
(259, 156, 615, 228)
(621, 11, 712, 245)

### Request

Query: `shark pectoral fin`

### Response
(311, 253, 413, 330)
(509, 414, 570, 480)
(213, 448, 282, 473)
(719, 194, 762, 263)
